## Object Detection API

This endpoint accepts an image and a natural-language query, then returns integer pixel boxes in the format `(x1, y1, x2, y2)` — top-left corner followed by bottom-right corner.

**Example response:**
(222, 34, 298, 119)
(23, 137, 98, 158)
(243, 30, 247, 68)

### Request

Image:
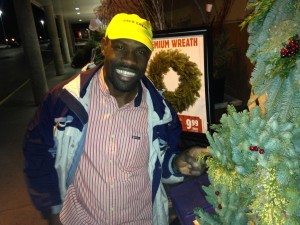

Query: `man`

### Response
(23, 13, 207, 225)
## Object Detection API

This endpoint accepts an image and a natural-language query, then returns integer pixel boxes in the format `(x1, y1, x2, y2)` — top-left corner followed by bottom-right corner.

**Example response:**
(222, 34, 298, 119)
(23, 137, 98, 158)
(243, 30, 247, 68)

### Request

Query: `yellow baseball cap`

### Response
(105, 13, 154, 51)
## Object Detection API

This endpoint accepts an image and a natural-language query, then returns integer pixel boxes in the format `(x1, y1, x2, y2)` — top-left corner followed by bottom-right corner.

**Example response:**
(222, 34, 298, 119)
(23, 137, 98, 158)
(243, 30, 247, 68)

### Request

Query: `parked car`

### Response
(7, 39, 20, 48)
(0, 44, 11, 49)
(8, 42, 19, 48)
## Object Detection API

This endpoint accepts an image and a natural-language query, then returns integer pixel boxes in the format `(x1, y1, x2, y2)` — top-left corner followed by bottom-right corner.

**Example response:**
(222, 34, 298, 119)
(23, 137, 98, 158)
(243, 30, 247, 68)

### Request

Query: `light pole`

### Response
(40, 20, 46, 40)
(0, 10, 8, 44)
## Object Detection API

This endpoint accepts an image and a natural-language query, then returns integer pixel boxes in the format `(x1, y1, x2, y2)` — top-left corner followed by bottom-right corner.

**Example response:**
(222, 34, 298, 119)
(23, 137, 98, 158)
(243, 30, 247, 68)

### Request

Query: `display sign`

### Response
(147, 27, 213, 144)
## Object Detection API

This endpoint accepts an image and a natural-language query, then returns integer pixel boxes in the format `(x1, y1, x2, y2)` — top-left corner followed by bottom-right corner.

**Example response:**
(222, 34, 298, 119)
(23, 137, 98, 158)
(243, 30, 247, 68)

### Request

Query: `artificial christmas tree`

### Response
(194, 0, 300, 224)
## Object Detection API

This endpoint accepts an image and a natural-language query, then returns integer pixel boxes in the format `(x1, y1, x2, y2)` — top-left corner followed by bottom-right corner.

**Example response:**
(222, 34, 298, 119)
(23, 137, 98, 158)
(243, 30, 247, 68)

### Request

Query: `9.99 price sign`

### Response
(178, 115, 202, 133)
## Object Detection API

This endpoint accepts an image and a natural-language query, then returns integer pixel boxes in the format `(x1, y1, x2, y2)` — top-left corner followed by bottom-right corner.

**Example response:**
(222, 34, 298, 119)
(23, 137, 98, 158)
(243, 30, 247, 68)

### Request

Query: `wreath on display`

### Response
(147, 49, 202, 113)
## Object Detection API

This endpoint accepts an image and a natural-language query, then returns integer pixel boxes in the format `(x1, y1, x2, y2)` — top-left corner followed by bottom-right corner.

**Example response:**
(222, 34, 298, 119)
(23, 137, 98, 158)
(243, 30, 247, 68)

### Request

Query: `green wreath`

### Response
(147, 49, 202, 113)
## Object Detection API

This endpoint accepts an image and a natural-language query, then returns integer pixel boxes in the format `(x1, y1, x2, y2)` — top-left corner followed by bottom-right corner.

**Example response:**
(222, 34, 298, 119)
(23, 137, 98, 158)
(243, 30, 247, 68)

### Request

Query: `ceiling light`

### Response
(79, 19, 82, 22)
(77, 12, 80, 14)
(75, 8, 79, 10)
(206, 4, 213, 12)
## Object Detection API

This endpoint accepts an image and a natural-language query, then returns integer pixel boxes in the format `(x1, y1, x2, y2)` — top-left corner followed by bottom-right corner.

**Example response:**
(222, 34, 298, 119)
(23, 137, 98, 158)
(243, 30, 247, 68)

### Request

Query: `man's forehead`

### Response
(111, 38, 150, 49)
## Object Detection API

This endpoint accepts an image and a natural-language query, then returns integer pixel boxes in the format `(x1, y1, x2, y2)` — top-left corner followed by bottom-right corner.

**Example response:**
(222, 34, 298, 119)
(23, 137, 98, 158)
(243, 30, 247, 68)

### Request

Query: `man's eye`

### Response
(137, 49, 145, 55)
(136, 49, 149, 56)
(115, 45, 124, 50)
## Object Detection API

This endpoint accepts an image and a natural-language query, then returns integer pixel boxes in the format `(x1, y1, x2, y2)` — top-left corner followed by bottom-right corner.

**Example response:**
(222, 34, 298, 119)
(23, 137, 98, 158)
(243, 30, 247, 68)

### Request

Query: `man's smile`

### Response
(116, 68, 136, 80)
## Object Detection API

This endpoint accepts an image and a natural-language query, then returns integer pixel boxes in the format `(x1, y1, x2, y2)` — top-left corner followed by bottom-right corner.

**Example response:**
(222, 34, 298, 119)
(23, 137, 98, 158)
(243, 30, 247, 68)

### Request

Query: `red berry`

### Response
(218, 204, 222, 209)
(249, 145, 255, 151)
(215, 191, 220, 195)
(253, 146, 259, 151)
(259, 149, 265, 154)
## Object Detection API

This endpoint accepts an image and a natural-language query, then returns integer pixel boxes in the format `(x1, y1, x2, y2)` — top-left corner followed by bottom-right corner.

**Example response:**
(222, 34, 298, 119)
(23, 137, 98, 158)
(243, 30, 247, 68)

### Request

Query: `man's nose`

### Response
(122, 51, 137, 66)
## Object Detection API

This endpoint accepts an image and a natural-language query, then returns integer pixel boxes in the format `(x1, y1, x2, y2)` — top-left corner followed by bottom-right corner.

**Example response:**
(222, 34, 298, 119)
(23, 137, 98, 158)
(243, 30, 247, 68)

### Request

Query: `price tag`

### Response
(178, 115, 202, 133)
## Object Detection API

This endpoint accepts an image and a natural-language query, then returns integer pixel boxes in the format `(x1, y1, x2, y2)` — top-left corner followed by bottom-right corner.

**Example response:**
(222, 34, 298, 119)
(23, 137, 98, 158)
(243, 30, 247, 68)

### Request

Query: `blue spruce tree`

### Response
(194, 1, 300, 224)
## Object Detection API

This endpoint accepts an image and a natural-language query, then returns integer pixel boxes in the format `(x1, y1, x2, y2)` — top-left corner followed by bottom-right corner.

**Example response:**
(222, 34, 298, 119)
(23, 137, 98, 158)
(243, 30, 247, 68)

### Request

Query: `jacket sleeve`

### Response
(23, 92, 62, 218)
(161, 103, 183, 180)
(142, 75, 184, 181)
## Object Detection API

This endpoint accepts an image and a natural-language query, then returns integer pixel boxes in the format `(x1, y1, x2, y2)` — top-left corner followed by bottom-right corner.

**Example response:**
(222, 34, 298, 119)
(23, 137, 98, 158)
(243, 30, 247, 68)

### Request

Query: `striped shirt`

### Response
(60, 69, 152, 225)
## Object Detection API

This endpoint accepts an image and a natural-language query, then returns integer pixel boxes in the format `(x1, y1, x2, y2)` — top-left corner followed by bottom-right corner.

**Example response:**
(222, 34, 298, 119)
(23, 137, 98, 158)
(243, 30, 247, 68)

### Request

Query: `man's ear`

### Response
(101, 37, 106, 53)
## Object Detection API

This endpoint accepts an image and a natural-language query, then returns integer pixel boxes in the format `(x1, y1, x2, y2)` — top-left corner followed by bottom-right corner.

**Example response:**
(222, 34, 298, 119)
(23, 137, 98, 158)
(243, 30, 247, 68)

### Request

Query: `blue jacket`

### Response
(23, 65, 184, 225)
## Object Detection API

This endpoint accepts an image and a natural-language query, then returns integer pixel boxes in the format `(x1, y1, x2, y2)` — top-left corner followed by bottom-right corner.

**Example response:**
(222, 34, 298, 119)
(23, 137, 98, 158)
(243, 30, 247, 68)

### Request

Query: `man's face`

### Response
(102, 38, 151, 94)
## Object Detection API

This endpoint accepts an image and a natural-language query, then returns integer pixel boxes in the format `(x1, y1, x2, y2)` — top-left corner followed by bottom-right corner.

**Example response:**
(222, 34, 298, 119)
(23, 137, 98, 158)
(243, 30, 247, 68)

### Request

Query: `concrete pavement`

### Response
(0, 61, 79, 225)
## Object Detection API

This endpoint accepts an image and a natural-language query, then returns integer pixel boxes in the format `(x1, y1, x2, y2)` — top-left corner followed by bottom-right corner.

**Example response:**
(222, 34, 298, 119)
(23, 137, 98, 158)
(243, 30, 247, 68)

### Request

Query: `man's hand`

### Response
(48, 214, 63, 225)
(173, 146, 210, 176)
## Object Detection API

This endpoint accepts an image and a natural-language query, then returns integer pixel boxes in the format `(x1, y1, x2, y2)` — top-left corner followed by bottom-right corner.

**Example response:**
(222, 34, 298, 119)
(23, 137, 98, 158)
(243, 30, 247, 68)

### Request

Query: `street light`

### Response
(0, 10, 8, 44)
(40, 20, 47, 39)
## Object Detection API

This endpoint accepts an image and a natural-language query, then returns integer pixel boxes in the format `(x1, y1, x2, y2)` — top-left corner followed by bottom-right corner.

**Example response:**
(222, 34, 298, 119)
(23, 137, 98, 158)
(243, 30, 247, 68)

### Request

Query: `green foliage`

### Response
(90, 29, 105, 42)
(147, 49, 202, 113)
(194, 153, 256, 225)
(240, 0, 276, 29)
(195, 105, 300, 224)
(265, 34, 300, 79)
(195, 1, 300, 223)
(213, 31, 236, 79)
(246, 0, 300, 123)
(250, 169, 288, 225)
(71, 30, 104, 68)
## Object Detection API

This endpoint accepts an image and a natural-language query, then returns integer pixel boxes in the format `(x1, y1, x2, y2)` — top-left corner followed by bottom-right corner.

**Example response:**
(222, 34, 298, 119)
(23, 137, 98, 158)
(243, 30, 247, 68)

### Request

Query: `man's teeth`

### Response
(116, 69, 135, 77)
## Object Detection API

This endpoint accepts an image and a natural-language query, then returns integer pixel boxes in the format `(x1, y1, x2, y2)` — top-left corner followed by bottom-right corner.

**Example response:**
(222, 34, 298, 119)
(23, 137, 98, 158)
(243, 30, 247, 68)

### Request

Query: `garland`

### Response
(147, 49, 202, 113)
(240, 0, 276, 29)
(267, 34, 300, 79)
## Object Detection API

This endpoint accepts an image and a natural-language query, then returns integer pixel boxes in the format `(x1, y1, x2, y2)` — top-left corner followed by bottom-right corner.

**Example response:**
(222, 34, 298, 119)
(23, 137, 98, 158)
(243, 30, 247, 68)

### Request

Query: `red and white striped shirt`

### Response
(60, 69, 152, 225)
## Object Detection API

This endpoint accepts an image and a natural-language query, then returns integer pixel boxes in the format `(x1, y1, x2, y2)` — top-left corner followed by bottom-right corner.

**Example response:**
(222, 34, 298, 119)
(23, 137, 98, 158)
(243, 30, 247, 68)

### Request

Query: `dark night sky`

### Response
(0, 0, 46, 43)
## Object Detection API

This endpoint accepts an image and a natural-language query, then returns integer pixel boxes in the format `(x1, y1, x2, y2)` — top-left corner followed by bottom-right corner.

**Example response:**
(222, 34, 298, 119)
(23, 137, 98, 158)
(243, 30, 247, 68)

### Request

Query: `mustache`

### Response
(117, 62, 139, 71)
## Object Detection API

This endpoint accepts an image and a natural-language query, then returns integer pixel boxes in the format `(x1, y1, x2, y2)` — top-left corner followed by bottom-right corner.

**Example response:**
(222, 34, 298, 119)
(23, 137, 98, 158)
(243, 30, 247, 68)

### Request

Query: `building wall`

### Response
(223, 22, 253, 104)
(164, 0, 253, 105)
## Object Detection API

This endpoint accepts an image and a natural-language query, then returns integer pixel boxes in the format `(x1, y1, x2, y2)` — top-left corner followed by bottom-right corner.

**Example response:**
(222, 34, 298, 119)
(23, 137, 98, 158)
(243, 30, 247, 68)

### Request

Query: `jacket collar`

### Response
(69, 64, 168, 120)
(80, 64, 143, 107)
(79, 64, 102, 98)
(142, 76, 167, 120)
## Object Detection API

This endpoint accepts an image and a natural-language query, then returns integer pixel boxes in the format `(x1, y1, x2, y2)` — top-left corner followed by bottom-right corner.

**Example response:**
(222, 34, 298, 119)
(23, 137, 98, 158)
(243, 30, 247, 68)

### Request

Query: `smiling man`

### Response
(23, 13, 208, 225)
